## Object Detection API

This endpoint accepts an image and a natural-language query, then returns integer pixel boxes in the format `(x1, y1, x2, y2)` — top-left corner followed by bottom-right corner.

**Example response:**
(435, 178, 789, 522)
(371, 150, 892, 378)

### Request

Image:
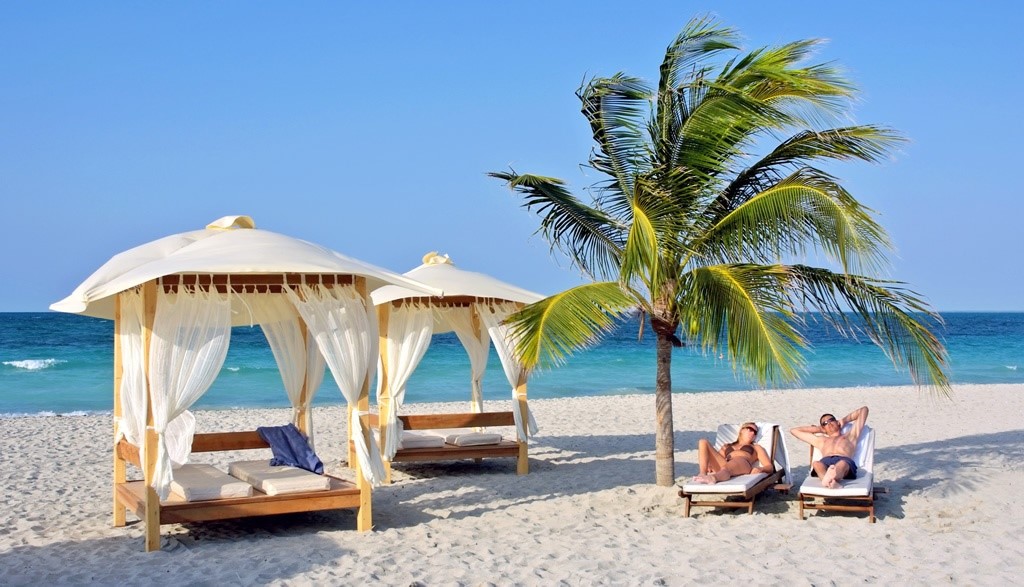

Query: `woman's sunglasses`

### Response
(742, 426, 759, 434)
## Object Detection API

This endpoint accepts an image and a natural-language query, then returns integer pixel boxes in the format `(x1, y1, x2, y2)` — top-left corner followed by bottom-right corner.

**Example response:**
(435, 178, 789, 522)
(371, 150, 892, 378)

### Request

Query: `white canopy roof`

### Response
(371, 252, 544, 306)
(51, 215, 442, 321)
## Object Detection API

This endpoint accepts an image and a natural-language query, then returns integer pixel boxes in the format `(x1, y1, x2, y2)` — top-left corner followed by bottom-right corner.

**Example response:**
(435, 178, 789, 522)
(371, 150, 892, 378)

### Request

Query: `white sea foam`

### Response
(3, 358, 65, 371)
(226, 367, 240, 372)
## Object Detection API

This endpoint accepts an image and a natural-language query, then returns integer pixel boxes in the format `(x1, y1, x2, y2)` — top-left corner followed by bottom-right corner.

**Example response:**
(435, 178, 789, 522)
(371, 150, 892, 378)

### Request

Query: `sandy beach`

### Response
(1, 383, 1022, 585)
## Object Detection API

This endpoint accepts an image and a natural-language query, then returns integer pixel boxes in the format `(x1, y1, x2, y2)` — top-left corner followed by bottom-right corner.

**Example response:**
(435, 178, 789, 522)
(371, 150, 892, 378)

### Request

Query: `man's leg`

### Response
(822, 460, 851, 488)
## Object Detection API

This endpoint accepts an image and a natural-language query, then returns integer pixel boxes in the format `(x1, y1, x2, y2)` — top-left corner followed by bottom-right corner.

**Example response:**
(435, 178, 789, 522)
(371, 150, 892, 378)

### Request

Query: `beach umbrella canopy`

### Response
(372, 252, 543, 316)
(51, 215, 442, 322)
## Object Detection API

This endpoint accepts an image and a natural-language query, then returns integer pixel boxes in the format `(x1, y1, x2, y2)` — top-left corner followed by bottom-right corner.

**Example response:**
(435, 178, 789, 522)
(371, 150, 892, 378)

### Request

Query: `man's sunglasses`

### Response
(820, 418, 838, 427)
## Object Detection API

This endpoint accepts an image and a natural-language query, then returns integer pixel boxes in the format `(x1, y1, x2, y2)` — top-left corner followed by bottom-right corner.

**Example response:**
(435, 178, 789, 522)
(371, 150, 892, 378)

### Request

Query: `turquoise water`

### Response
(1, 312, 1021, 416)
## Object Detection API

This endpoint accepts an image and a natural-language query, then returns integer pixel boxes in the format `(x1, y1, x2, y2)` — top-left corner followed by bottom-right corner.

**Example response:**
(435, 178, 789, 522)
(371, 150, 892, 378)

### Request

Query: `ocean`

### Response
(1, 312, 1021, 417)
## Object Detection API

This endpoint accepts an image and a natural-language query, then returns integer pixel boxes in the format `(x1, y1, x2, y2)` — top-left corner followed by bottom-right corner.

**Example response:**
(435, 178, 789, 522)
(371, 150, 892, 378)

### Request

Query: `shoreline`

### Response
(0, 380, 981, 419)
(1, 383, 1022, 583)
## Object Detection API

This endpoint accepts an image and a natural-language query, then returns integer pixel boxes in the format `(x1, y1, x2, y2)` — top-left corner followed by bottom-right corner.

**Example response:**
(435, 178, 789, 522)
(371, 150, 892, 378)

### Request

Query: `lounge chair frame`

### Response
(797, 427, 881, 523)
(679, 424, 790, 516)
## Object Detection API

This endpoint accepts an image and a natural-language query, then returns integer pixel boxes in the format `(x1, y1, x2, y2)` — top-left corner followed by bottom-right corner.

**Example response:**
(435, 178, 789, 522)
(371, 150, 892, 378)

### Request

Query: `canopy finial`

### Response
(206, 215, 256, 230)
(422, 251, 452, 266)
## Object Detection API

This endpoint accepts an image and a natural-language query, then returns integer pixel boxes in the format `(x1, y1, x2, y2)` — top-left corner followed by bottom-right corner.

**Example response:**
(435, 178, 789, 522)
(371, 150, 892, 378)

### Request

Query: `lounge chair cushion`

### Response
(682, 472, 770, 494)
(228, 460, 331, 495)
(401, 431, 446, 449)
(445, 432, 504, 447)
(170, 463, 254, 502)
(799, 470, 873, 497)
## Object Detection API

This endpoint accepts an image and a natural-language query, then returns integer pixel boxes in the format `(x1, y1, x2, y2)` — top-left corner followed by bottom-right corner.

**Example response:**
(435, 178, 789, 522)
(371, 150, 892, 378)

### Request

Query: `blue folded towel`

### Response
(256, 424, 324, 475)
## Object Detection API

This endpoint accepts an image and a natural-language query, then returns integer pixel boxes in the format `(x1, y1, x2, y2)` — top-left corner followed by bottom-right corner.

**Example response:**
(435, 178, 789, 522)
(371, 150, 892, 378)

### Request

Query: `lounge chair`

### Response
(678, 422, 792, 516)
(798, 424, 881, 522)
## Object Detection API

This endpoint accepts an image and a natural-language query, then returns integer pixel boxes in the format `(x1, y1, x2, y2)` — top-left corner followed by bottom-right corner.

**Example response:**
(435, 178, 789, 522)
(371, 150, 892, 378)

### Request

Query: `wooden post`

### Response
(141, 280, 161, 552)
(355, 276, 372, 531)
(515, 371, 529, 475)
(377, 304, 392, 484)
(112, 295, 126, 527)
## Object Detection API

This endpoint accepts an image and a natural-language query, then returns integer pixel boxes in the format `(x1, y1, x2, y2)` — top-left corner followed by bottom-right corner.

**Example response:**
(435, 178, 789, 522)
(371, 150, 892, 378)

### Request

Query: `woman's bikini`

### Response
(724, 443, 756, 463)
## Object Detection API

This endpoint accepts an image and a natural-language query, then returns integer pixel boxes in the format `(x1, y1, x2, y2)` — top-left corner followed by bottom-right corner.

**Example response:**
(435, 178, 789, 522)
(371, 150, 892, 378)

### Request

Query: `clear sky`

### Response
(2, 2, 1022, 312)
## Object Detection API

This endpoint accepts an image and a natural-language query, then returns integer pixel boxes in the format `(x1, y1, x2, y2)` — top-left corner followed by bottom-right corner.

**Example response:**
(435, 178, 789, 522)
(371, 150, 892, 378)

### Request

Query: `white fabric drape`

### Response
(478, 302, 538, 440)
(286, 283, 385, 486)
(249, 293, 326, 442)
(445, 306, 490, 413)
(116, 289, 147, 447)
(377, 303, 434, 459)
(149, 288, 232, 499)
(117, 289, 204, 473)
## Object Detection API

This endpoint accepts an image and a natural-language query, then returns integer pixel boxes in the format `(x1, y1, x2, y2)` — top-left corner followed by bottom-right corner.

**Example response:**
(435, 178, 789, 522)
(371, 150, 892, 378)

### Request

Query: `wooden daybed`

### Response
(364, 411, 527, 482)
(115, 431, 366, 526)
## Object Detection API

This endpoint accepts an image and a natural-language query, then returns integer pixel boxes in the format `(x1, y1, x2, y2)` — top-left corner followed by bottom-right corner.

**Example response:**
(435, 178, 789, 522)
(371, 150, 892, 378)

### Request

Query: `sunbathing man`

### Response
(790, 406, 869, 489)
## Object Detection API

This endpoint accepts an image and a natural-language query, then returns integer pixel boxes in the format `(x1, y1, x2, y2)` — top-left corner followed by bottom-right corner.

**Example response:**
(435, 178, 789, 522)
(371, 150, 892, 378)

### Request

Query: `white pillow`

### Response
(445, 432, 503, 447)
(228, 460, 330, 495)
(401, 431, 446, 449)
(170, 463, 253, 502)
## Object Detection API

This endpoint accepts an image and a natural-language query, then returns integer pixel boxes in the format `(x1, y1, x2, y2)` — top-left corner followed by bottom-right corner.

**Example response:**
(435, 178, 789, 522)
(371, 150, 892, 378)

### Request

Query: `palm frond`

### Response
(713, 126, 905, 214)
(578, 73, 652, 196)
(680, 264, 807, 385)
(507, 281, 638, 369)
(490, 171, 625, 280)
(697, 167, 893, 275)
(784, 265, 951, 393)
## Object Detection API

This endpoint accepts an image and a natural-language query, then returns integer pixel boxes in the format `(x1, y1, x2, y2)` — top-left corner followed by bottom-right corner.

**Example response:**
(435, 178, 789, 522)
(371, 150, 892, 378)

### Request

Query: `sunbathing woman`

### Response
(690, 422, 774, 484)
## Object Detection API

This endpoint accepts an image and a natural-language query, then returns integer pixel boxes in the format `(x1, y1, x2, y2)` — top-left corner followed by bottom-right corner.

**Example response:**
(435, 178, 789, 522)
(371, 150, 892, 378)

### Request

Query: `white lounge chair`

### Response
(678, 422, 792, 516)
(798, 424, 880, 522)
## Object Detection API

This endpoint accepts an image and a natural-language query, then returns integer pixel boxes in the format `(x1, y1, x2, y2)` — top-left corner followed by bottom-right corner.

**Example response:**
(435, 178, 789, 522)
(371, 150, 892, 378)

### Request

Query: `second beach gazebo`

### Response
(370, 252, 544, 479)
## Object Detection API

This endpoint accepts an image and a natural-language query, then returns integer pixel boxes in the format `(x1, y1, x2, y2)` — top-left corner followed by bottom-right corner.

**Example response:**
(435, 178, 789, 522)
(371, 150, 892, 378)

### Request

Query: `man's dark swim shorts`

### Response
(818, 455, 858, 479)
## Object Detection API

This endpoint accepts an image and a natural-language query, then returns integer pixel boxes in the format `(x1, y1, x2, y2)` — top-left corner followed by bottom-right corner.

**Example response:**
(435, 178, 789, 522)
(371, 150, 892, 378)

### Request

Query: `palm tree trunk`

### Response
(654, 330, 675, 486)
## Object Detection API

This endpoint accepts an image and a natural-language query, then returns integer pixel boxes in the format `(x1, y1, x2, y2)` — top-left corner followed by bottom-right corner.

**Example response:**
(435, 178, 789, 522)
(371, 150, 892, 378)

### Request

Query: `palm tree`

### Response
(490, 17, 950, 487)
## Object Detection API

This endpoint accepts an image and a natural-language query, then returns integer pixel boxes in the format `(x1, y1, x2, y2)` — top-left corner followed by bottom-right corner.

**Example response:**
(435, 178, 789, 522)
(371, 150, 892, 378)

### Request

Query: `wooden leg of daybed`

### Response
(144, 486, 161, 552)
(113, 456, 126, 527)
(356, 475, 372, 532)
(516, 442, 529, 475)
(799, 496, 806, 520)
(683, 495, 692, 517)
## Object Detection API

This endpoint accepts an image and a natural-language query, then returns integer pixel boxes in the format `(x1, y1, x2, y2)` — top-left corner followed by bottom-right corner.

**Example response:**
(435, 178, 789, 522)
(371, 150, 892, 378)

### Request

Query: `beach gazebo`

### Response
(50, 215, 440, 551)
(370, 252, 544, 478)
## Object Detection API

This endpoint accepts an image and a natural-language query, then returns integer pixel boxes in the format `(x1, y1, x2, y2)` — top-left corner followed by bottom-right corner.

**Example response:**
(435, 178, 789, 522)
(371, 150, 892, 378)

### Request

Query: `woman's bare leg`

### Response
(697, 438, 726, 474)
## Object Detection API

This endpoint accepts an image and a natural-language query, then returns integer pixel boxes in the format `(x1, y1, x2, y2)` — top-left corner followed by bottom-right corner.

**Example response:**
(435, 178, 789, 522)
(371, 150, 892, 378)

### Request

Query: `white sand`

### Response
(1, 384, 1023, 585)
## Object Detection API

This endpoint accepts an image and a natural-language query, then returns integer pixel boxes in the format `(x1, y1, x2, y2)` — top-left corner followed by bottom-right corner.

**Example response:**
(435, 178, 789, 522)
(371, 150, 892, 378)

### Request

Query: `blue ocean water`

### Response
(0, 312, 1021, 417)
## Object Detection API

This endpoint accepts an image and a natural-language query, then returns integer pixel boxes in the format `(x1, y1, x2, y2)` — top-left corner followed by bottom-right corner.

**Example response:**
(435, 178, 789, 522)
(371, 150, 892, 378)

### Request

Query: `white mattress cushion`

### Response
(401, 431, 446, 449)
(228, 460, 331, 496)
(800, 470, 873, 497)
(170, 463, 253, 502)
(682, 472, 768, 494)
(445, 432, 504, 447)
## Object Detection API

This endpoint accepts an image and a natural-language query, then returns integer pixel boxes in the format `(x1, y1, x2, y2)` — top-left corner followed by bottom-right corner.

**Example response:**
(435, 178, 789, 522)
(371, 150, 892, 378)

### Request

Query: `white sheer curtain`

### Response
(377, 303, 434, 459)
(477, 302, 538, 440)
(248, 293, 326, 441)
(149, 288, 232, 499)
(286, 283, 385, 486)
(116, 289, 146, 447)
(445, 306, 490, 413)
(116, 289, 203, 473)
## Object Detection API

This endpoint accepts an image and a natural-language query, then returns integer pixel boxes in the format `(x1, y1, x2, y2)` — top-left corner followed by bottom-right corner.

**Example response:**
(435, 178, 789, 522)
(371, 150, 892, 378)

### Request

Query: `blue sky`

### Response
(2, 2, 1022, 312)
